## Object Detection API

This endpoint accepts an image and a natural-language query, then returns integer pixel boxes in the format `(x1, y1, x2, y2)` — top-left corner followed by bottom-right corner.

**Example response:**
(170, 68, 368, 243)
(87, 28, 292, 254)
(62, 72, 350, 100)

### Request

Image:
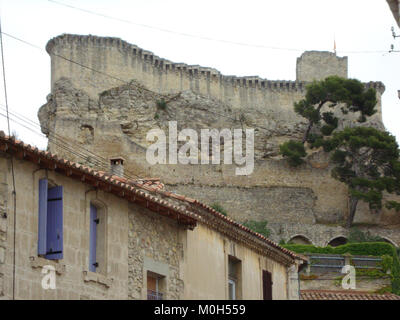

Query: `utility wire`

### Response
(0, 31, 285, 135)
(0, 106, 144, 180)
(1, 31, 126, 86)
(1, 30, 386, 141)
(47, 0, 387, 54)
(0, 14, 17, 301)
(2, 30, 399, 207)
(1, 30, 396, 172)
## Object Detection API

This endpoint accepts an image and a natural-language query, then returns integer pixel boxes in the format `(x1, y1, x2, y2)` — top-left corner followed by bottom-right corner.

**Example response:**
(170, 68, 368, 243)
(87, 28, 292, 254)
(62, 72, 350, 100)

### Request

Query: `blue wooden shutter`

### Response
(38, 179, 48, 255)
(45, 186, 63, 260)
(89, 204, 97, 272)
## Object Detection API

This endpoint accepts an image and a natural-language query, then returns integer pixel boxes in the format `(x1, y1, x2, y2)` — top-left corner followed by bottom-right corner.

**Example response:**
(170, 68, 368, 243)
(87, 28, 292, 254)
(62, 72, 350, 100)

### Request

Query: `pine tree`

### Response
(279, 76, 377, 166)
(278, 76, 400, 227)
(314, 127, 400, 228)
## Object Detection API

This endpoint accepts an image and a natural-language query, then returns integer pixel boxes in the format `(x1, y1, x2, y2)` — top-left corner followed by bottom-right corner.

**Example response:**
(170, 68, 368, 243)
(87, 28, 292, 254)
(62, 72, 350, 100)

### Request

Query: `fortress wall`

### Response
(41, 34, 397, 245)
(43, 117, 366, 228)
(46, 34, 385, 125)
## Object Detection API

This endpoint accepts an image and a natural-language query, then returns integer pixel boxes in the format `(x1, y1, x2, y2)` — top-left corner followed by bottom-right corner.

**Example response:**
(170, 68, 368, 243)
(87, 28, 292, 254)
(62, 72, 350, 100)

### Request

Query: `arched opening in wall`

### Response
(327, 236, 348, 247)
(288, 235, 312, 245)
(381, 237, 398, 248)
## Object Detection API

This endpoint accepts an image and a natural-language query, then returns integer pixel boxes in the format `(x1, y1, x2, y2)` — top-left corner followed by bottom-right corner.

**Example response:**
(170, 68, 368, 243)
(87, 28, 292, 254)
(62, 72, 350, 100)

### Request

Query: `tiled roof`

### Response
(0, 132, 198, 229)
(111, 172, 304, 262)
(301, 290, 400, 300)
(0, 131, 306, 264)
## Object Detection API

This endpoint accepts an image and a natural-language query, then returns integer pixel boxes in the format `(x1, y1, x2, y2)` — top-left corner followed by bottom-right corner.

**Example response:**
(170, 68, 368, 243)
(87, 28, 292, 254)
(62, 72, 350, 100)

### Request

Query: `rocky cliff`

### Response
(38, 34, 400, 246)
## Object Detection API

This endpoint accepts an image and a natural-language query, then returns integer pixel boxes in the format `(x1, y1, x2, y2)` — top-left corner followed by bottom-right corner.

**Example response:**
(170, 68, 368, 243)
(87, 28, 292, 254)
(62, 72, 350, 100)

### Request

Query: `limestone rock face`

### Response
(37, 34, 400, 245)
(39, 77, 308, 162)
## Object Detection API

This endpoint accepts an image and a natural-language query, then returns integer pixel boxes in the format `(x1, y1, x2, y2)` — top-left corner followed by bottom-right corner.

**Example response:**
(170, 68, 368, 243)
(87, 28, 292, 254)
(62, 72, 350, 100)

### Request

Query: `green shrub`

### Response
(283, 242, 400, 294)
(242, 220, 271, 238)
(210, 203, 227, 216)
(279, 140, 306, 167)
(348, 228, 384, 243)
(156, 98, 167, 110)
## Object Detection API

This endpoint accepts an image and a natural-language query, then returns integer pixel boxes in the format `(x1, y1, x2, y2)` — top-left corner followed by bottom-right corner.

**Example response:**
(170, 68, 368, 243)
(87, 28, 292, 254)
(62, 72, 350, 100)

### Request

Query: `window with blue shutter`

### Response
(89, 204, 98, 272)
(38, 179, 48, 255)
(38, 179, 63, 260)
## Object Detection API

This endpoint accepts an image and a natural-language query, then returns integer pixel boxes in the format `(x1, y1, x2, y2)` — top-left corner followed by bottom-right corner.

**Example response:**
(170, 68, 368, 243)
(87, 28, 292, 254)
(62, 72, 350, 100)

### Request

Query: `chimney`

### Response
(109, 156, 125, 177)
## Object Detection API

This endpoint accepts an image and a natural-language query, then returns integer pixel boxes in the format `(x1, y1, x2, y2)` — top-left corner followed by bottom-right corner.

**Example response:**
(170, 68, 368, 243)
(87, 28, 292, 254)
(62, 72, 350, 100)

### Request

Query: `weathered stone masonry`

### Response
(128, 205, 184, 300)
(39, 34, 400, 247)
(0, 156, 8, 297)
(0, 132, 305, 299)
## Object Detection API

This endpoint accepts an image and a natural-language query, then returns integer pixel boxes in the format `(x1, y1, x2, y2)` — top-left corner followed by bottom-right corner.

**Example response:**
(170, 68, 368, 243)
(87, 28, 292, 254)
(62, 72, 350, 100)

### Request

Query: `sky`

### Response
(0, 0, 399, 150)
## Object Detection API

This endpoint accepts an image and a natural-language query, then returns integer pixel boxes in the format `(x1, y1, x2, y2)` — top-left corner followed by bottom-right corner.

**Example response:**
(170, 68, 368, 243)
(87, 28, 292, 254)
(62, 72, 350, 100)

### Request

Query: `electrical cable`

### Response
(0, 13, 17, 300)
(2, 30, 399, 231)
(0, 107, 144, 182)
(47, 0, 388, 54)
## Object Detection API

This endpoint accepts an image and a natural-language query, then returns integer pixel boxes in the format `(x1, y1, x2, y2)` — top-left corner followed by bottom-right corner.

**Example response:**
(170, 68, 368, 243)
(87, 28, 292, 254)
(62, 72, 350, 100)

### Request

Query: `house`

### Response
(0, 131, 306, 300)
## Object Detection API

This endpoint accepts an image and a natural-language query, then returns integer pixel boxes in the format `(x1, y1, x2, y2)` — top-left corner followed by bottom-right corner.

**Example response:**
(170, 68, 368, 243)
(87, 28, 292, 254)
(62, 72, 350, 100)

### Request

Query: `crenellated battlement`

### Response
(45, 33, 385, 128)
(39, 34, 395, 254)
(46, 34, 385, 95)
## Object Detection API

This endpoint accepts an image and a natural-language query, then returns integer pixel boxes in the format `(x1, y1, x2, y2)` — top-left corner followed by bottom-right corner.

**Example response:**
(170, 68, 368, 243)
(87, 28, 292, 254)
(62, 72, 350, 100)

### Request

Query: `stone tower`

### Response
(296, 51, 348, 82)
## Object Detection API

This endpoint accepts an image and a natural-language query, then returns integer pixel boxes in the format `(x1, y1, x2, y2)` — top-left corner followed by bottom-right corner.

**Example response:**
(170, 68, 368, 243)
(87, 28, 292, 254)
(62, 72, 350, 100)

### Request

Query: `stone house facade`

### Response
(0, 132, 305, 300)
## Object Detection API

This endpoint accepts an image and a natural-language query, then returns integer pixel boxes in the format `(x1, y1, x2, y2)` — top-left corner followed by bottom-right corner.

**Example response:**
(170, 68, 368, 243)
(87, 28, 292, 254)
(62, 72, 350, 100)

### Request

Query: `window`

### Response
(228, 279, 236, 300)
(38, 178, 63, 260)
(89, 202, 106, 273)
(147, 271, 165, 300)
(228, 256, 242, 300)
(262, 270, 273, 300)
(89, 204, 98, 272)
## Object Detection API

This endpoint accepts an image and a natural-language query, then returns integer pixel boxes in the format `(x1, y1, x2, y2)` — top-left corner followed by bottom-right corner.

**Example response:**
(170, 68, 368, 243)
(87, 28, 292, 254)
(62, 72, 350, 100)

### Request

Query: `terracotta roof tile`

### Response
(301, 290, 400, 300)
(0, 131, 305, 263)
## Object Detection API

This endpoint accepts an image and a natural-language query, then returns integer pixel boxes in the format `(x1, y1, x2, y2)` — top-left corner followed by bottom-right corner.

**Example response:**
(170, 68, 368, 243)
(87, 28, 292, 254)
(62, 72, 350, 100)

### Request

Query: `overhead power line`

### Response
(1, 30, 389, 164)
(0, 30, 291, 135)
(47, 0, 387, 54)
(0, 105, 143, 180)
(0, 13, 17, 301)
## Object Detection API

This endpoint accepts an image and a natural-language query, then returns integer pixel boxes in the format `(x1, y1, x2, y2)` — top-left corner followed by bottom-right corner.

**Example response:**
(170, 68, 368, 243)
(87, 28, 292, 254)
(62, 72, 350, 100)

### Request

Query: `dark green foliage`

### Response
(282, 242, 400, 294)
(315, 127, 400, 227)
(302, 76, 377, 121)
(297, 76, 376, 137)
(283, 242, 394, 256)
(348, 228, 385, 243)
(210, 203, 227, 216)
(380, 255, 394, 273)
(156, 98, 167, 110)
(242, 220, 271, 238)
(279, 140, 306, 166)
(280, 76, 378, 166)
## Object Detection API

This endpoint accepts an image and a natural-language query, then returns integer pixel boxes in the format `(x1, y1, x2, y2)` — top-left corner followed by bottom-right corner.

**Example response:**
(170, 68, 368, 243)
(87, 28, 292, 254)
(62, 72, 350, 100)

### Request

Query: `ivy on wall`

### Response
(283, 242, 400, 294)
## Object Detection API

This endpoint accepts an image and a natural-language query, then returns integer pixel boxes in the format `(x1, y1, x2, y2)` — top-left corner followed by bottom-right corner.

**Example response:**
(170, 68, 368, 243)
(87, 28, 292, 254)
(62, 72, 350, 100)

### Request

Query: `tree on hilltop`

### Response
(280, 76, 378, 166)
(279, 76, 400, 228)
(314, 127, 400, 228)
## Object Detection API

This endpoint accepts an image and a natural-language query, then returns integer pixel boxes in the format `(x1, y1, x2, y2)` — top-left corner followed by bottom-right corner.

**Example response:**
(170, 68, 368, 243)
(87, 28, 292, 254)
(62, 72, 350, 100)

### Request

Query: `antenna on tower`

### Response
(392, 26, 400, 39)
(333, 34, 336, 55)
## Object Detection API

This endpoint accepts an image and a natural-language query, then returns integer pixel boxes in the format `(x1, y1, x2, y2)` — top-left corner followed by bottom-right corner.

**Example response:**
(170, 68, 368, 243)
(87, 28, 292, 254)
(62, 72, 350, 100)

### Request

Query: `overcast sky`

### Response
(0, 0, 399, 149)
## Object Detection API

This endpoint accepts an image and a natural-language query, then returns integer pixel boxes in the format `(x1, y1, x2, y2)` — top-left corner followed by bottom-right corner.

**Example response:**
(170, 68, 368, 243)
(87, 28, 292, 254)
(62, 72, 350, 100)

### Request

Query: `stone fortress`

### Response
(38, 34, 400, 247)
